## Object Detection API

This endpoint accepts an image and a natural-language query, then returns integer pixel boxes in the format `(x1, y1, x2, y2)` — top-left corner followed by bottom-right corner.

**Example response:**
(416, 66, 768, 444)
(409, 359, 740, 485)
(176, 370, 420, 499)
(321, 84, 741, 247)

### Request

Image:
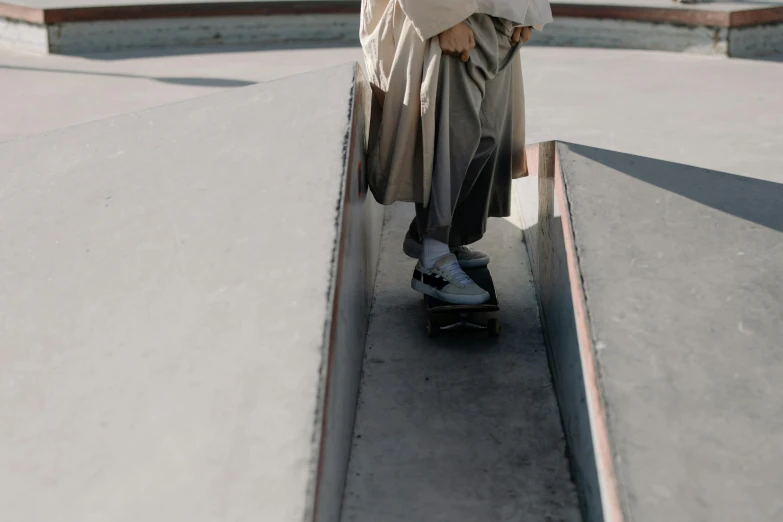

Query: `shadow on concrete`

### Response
(571, 143, 783, 234)
(341, 204, 582, 522)
(0, 64, 256, 87)
(74, 41, 359, 61)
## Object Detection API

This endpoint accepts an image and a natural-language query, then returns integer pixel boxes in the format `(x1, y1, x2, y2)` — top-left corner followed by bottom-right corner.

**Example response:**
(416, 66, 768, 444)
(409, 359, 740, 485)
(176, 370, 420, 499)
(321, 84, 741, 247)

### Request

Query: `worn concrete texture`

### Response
(0, 17, 49, 54)
(42, 15, 360, 55)
(521, 48, 783, 185)
(0, 45, 362, 142)
(2, 46, 782, 187)
(555, 143, 783, 522)
(553, 0, 777, 9)
(0, 63, 361, 522)
(530, 18, 730, 55)
(730, 22, 783, 57)
(341, 203, 582, 522)
(8, 0, 345, 7)
(312, 64, 386, 522)
(515, 142, 610, 522)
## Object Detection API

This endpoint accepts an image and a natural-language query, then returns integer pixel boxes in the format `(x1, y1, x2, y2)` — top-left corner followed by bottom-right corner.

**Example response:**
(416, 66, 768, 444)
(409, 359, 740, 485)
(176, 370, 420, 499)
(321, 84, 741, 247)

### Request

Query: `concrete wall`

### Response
(516, 142, 623, 522)
(730, 21, 783, 57)
(556, 143, 783, 522)
(519, 140, 783, 522)
(3, 4, 781, 57)
(0, 12, 359, 54)
(310, 67, 384, 522)
(0, 62, 381, 522)
(529, 17, 730, 55)
(0, 17, 48, 53)
(47, 14, 360, 54)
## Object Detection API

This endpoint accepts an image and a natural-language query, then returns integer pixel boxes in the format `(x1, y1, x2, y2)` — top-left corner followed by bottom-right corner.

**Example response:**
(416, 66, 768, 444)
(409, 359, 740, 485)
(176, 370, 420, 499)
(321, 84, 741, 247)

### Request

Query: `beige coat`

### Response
(360, 0, 552, 206)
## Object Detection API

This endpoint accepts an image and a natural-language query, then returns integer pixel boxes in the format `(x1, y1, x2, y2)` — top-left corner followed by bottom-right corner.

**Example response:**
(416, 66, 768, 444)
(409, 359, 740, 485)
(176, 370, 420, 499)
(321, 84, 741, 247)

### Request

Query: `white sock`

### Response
(421, 237, 450, 268)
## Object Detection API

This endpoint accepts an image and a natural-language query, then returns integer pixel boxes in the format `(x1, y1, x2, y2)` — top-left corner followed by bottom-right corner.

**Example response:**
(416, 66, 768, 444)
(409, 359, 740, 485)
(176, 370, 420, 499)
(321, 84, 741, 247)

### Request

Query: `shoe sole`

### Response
(411, 278, 490, 305)
(403, 236, 489, 269)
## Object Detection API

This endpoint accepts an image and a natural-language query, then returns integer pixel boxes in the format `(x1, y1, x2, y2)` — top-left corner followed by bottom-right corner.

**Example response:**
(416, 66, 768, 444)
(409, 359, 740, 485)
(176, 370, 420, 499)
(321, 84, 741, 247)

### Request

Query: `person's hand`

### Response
(512, 26, 533, 44)
(439, 22, 475, 63)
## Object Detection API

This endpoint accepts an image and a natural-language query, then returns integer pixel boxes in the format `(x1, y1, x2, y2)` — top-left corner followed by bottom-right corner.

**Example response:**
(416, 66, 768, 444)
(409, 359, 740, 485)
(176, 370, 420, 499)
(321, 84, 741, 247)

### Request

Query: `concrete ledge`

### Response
(2, 0, 782, 56)
(517, 142, 623, 522)
(537, 2, 783, 56)
(0, 0, 358, 23)
(47, 14, 359, 54)
(0, 62, 383, 522)
(530, 17, 731, 54)
(552, 3, 783, 28)
(518, 141, 783, 521)
(0, 1, 361, 53)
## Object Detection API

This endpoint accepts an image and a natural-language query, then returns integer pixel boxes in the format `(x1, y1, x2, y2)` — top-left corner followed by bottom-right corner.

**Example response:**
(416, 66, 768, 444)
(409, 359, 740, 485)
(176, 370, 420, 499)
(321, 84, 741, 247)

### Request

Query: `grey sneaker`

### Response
(402, 232, 490, 268)
(411, 254, 491, 305)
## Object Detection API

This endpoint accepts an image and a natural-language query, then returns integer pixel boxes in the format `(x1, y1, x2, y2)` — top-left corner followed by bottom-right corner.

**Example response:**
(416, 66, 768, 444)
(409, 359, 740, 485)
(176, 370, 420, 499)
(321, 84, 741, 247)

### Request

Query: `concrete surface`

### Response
(0, 45, 362, 142)
(0, 62, 380, 522)
(313, 64, 385, 522)
(2, 46, 782, 184)
(520, 47, 783, 184)
(41, 15, 359, 55)
(531, 18, 731, 55)
(0, 17, 48, 53)
(516, 143, 620, 522)
(3, 0, 782, 55)
(533, 0, 783, 57)
(341, 203, 582, 522)
(1, 23, 782, 522)
(519, 141, 783, 522)
(0, 1, 361, 54)
(1, 0, 774, 13)
(554, 0, 777, 9)
(9, 0, 340, 7)
(731, 22, 783, 57)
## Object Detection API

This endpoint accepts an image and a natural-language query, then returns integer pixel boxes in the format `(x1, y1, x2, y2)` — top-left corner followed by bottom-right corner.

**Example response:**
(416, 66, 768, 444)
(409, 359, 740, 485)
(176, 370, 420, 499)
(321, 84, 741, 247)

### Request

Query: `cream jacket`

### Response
(360, 0, 552, 205)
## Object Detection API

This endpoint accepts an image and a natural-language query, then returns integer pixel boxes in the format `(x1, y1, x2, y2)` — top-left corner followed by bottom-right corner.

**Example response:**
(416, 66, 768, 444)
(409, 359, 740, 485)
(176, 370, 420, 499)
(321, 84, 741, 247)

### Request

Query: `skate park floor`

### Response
(3, 42, 783, 521)
(341, 203, 582, 522)
(2, 45, 782, 184)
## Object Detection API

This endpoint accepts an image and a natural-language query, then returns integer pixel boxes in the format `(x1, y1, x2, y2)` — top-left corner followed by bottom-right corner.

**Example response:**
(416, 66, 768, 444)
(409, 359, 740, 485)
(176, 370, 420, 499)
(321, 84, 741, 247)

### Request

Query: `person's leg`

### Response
(449, 24, 518, 247)
(404, 15, 519, 265)
(410, 15, 517, 304)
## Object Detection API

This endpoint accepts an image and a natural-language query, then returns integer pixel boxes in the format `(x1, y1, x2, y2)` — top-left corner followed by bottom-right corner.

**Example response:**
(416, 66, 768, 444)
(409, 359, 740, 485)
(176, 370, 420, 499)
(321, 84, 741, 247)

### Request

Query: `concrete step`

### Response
(342, 203, 582, 522)
(518, 141, 783, 522)
(0, 62, 383, 522)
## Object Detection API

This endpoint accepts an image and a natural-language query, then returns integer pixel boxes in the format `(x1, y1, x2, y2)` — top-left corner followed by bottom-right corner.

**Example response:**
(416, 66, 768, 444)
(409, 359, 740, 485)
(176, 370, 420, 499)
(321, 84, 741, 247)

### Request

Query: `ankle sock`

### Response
(421, 237, 450, 268)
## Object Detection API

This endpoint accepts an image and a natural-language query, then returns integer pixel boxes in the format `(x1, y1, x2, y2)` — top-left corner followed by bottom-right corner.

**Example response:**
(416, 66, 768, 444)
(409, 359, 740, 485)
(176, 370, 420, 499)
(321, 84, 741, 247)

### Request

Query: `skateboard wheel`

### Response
(488, 318, 500, 337)
(427, 319, 440, 338)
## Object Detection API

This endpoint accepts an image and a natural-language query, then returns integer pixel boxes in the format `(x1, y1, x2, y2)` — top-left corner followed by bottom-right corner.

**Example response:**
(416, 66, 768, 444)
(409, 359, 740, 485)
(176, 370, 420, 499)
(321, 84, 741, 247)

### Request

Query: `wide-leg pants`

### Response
(410, 14, 522, 247)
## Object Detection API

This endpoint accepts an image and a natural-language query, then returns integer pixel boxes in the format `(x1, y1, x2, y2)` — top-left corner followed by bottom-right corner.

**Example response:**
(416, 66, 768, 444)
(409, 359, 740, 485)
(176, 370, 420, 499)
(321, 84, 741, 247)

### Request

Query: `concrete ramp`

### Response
(518, 142, 783, 522)
(0, 62, 383, 522)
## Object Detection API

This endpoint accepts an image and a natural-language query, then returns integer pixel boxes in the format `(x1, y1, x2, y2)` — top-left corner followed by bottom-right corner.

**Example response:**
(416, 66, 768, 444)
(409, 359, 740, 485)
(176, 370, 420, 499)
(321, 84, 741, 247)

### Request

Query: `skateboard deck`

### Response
(424, 266, 500, 337)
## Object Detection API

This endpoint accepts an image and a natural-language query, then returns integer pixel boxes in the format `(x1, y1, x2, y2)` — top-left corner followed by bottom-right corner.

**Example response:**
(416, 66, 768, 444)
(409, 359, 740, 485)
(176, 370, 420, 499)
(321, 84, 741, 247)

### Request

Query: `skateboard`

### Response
(424, 266, 500, 338)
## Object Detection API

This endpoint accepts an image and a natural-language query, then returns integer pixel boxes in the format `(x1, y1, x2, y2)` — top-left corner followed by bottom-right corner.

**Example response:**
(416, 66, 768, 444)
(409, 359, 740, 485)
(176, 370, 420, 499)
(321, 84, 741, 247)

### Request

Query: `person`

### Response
(360, 0, 552, 304)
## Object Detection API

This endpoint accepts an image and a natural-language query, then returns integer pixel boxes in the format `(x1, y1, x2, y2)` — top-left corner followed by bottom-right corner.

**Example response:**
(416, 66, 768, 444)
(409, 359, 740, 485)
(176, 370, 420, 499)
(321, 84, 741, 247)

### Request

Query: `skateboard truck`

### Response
(427, 313, 500, 338)
(423, 266, 500, 338)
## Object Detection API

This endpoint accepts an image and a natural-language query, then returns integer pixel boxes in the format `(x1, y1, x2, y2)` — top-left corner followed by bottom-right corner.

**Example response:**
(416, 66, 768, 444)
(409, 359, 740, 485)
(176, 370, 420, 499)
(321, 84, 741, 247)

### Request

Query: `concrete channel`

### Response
(341, 202, 582, 522)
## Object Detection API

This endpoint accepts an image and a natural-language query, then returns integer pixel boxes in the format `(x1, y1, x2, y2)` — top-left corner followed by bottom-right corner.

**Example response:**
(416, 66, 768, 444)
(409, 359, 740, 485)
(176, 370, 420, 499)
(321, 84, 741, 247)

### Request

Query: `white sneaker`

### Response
(403, 233, 490, 268)
(411, 254, 491, 305)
